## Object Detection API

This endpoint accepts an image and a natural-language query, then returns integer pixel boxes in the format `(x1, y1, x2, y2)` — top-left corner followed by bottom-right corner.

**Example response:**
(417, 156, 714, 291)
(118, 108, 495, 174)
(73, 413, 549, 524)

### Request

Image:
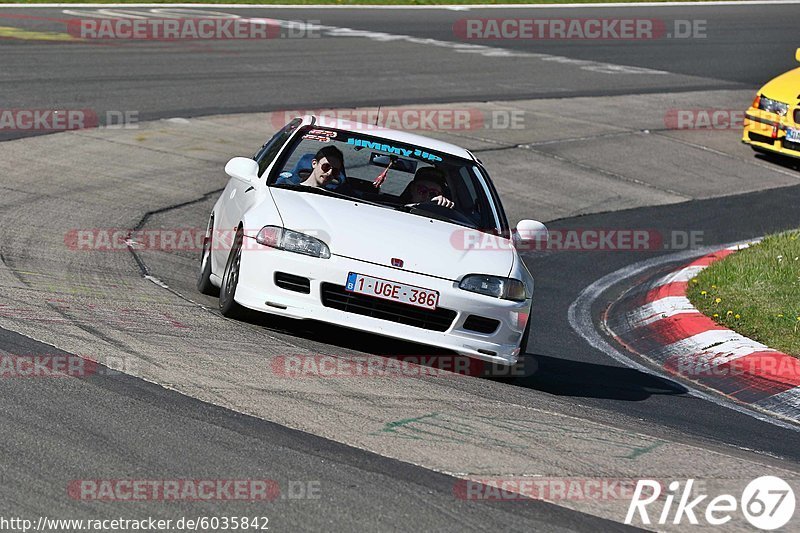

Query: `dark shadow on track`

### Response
(753, 151, 800, 172)
(234, 307, 687, 401)
(500, 353, 688, 402)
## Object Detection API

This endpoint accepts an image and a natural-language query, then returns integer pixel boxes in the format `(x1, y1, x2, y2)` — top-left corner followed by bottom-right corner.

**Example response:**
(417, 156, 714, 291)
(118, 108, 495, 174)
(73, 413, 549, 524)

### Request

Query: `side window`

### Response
(456, 166, 489, 229)
(254, 118, 302, 177)
(474, 165, 508, 234)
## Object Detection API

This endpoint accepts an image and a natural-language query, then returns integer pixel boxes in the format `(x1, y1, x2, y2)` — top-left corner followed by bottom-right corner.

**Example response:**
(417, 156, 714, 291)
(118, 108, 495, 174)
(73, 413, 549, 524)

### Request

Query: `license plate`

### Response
(345, 273, 439, 310)
(786, 128, 800, 143)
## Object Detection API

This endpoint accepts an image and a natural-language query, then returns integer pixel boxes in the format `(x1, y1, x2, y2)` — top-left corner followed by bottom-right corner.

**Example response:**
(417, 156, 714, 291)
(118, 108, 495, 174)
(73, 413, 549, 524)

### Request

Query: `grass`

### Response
(7, 0, 750, 4)
(687, 231, 800, 358)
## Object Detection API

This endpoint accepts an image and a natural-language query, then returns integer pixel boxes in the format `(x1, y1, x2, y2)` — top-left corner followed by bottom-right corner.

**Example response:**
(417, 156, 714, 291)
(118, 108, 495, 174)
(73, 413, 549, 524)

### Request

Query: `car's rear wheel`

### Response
(197, 215, 216, 295)
(219, 227, 244, 317)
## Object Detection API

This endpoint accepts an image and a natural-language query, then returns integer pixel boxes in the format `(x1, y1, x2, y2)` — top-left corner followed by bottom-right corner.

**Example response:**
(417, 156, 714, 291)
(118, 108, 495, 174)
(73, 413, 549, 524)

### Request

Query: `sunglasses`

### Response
(320, 162, 341, 174)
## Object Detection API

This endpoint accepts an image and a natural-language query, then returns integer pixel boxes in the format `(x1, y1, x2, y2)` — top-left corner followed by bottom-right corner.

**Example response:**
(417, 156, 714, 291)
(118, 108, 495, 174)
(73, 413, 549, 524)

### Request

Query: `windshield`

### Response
(268, 126, 503, 232)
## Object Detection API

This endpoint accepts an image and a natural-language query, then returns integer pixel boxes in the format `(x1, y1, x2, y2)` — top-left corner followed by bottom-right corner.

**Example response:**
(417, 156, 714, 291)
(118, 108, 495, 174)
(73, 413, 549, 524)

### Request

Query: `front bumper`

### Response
(234, 237, 531, 365)
(741, 107, 800, 159)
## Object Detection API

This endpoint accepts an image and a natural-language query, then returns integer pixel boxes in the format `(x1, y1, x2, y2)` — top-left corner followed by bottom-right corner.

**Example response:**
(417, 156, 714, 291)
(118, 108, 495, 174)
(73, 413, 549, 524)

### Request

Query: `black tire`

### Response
(518, 311, 532, 356)
(219, 227, 244, 317)
(485, 310, 535, 381)
(509, 310, 535, 378)
(196, 215, 216, 295)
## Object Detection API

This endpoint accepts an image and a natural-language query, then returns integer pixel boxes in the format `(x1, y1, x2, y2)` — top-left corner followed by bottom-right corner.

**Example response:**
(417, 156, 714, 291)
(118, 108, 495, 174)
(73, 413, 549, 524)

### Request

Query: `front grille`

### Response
(320, 283, 456, 332)
(274, 272, 310, 294)
(749, 132, 774, 145)
(462, 315, 500, 334)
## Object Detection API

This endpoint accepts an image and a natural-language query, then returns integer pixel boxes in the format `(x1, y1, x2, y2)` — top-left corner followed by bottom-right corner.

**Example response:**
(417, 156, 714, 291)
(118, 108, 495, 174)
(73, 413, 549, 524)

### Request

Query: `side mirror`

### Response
(796, 48, 800, 63)
(225, 157, 259, 183)
(514, 220, 548, 247)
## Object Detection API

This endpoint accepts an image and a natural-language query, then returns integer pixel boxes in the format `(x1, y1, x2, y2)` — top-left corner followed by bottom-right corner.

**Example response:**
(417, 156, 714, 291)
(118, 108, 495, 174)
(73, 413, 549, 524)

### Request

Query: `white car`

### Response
(198, 115, 547, 366)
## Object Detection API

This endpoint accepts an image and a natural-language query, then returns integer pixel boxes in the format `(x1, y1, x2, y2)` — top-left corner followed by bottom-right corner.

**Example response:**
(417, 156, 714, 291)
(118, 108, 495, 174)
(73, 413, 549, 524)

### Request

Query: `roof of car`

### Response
(305, 115, 474, 161)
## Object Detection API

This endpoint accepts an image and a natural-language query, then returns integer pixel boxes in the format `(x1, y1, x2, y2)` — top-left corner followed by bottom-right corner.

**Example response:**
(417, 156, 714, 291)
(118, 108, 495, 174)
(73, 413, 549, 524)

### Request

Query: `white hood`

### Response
(269, 188, 514, 281)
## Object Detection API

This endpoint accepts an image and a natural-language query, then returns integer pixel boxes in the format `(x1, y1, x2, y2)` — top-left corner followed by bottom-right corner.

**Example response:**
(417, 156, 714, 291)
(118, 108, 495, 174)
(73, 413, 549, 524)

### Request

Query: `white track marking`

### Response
(62, 8, 151, 18)
(651, 265, 705, 286)
(619, 295, 699, 331)
(755, 388, 800, 419)
(567, 241, 800, 431)
(5, 2, 800, 9)
(650, 329, 775, 366)
(55, 7, 668, 74)
(150, 8, 239, 18)
(61, 7, 239, 18)
(272, 19, 669, 74)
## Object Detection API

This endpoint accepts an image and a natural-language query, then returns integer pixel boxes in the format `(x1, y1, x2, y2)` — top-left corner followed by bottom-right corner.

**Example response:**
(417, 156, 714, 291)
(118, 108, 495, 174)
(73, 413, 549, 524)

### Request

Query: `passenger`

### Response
(301, 146, 345, 188)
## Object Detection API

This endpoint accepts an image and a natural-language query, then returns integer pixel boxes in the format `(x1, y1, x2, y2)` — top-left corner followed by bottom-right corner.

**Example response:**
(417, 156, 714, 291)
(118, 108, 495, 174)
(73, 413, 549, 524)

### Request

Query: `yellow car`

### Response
(742, 48, 800, 158)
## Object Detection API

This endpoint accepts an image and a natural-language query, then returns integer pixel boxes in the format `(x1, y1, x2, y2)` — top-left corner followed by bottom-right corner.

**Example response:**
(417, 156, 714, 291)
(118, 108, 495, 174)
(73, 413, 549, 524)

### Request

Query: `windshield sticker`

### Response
(347, 138, 443, 162)
(303, 129, 337, 143)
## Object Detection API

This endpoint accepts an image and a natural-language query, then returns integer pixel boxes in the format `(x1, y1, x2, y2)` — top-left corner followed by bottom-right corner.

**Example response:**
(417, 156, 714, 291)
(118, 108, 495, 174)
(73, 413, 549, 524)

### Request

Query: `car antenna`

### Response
(374, 106, 382, 126)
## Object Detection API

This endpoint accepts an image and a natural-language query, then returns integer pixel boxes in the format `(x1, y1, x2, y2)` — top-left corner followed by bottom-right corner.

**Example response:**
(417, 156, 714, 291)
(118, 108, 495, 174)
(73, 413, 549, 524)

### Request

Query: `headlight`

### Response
(256, 226, 330, 259)
(758, 95, 789, 117)
(459, 274, 527, 301)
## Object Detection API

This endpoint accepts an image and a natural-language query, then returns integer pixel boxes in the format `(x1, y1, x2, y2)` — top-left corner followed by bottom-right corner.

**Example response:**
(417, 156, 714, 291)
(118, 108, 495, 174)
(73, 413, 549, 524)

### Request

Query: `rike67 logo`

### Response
(625, 476, 795, 530)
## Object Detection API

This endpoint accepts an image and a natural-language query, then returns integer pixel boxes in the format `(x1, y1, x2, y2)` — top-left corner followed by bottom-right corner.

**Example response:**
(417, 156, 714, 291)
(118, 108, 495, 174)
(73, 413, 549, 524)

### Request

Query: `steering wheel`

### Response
(410, 201, 477, 227)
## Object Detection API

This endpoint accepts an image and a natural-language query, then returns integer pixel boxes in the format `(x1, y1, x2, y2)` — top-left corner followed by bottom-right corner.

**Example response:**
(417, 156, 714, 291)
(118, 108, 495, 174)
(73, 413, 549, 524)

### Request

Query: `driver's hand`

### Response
(431, 195, 455, 209)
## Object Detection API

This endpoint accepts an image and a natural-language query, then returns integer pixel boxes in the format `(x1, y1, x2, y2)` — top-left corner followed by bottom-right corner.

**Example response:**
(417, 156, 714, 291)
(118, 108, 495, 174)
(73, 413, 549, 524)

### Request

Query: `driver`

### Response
(406, 167, 454, 208)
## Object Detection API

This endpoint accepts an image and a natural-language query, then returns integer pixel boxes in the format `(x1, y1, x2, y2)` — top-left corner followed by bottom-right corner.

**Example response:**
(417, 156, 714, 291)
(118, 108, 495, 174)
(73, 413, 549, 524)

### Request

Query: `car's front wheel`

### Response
(518, 312, 531, 356)
(219, 227, 244, 317)
(508, 311, 535, 378)
(197, 215, 216, 295)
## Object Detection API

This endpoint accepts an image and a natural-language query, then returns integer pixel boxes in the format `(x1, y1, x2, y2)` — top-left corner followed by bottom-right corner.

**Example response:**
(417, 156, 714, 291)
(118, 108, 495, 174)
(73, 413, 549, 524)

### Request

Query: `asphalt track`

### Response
(0, 3, 798, 137)
(1, 3, 800, 532)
